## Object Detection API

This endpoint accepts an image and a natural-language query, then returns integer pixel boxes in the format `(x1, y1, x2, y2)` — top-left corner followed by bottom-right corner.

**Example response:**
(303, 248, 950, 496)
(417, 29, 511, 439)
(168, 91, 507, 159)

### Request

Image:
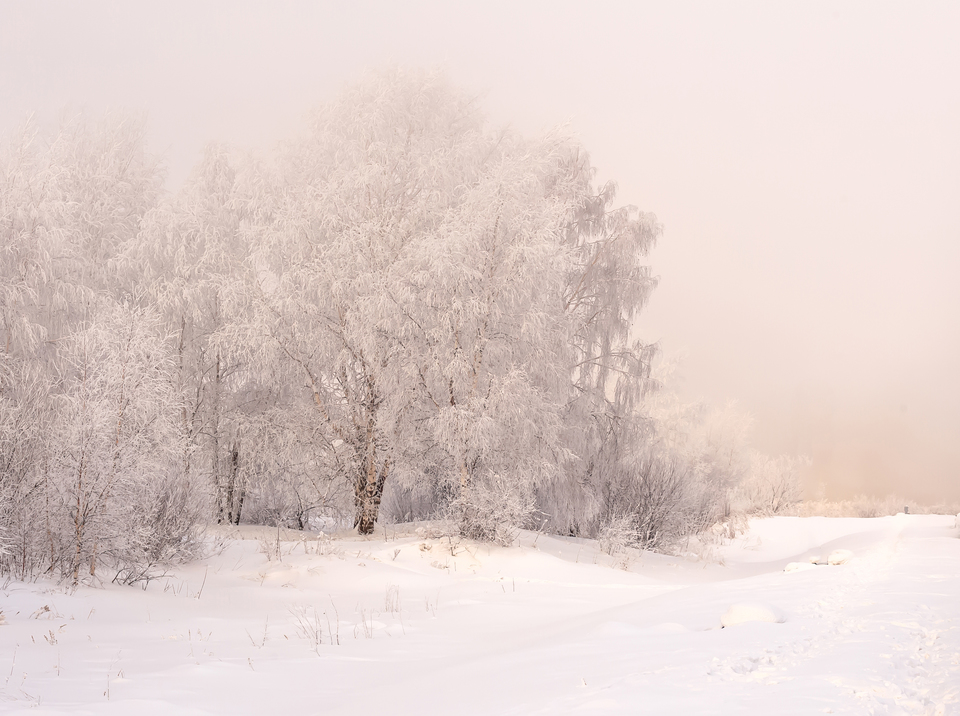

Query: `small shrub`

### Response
(453, 475, 535, 546)
(597, 514, 637, 556)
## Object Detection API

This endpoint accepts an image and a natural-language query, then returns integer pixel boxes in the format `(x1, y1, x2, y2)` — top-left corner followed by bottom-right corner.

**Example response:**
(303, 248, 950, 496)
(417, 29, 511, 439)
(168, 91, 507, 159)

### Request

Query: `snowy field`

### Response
(1, 514, 958, 715)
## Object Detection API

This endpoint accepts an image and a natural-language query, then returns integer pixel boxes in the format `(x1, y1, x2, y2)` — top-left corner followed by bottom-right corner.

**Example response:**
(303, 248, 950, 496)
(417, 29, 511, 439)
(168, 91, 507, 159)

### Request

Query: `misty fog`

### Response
(2, 1, 958, 503)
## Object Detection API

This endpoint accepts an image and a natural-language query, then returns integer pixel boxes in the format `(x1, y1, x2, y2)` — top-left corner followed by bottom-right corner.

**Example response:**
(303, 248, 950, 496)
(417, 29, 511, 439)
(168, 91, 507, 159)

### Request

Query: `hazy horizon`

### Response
(2, 1, 957, 502)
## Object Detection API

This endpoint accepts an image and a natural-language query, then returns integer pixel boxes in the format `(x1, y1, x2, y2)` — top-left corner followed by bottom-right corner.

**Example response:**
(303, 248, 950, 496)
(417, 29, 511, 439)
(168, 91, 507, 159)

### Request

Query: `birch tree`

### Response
(392, 132, 588, 540)
(248, 70, 491, 533)
(132, 144, 265, 525)
(536, 157, 662, 536)
(248, 70, 664, 538)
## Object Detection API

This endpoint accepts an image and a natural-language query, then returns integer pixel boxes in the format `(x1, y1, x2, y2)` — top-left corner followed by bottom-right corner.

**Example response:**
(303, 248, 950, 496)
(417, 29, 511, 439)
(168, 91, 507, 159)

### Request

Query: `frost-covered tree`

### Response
(0, 124, 52, 575)
(392, 130, 585, 540)
(132, 145, 268, 525)
(246, 71, 494, 533)
(48, 303, 197, 584)
(0, 354, 50, 578)
(537, 164, 662, 536)
(1, 114, 162, 365)
(244, 70, 664, 539)
(0, 124, 46, 360)
(0, 114, 202, 581)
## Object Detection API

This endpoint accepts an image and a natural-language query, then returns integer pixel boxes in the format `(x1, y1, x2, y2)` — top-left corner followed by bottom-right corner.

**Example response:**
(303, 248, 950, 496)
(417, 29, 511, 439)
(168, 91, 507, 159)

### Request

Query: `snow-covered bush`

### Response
(590, 391, 752, 551)
(597, 514, 637, 556)
(0, 358, 52, 579)
(46, 303, 199, 584)
(452, 474, 536, 546)
(598, 449, 715, 551)
(578, 375, 809, 553)
(108, 466, 206, 584)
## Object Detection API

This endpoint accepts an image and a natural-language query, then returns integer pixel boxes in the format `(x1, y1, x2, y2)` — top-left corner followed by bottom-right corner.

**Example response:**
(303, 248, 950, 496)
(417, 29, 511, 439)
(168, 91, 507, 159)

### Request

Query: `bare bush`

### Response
(732, 452, 807, 516)
(597, 451, 720, 552)
(108, 473, 206, 585)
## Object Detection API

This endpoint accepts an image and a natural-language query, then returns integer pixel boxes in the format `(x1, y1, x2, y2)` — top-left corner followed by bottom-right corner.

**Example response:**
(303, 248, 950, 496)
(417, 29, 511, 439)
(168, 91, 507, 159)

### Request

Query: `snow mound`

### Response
(827, 549, 853, 565)
(784, 561, 818, 573)
(721, 602, 786, 627)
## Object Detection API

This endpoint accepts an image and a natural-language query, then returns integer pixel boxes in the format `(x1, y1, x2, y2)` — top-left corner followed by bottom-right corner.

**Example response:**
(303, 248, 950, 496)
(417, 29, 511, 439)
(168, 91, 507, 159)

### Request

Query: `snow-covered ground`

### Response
(2, 514, 958, 715)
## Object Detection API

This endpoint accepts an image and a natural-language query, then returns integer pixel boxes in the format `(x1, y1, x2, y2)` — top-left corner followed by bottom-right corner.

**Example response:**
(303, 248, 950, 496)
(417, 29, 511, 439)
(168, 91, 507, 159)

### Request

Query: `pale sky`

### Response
(2, 1, 958, 501)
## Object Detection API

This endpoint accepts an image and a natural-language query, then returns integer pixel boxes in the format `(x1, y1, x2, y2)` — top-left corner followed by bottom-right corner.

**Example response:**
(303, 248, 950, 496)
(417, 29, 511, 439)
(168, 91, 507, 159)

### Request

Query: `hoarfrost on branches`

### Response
(0, 69, 811, 582)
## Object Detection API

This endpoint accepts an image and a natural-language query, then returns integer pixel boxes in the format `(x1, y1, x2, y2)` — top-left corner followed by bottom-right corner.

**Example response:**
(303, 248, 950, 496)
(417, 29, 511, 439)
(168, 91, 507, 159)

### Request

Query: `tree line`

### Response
(0, 70, 803, 584)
